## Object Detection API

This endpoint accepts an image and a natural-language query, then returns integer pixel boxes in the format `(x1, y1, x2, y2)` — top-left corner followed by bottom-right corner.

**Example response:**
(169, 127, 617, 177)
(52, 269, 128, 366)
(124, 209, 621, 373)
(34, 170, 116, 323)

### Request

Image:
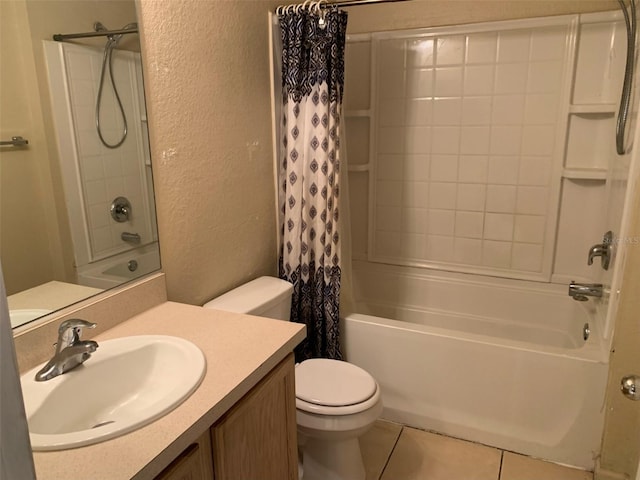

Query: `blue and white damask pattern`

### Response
(278, 8, 348, 360)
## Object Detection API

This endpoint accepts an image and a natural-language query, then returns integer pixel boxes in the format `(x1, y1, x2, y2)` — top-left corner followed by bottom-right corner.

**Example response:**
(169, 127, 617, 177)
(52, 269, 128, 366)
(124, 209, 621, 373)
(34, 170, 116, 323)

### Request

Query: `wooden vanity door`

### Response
(211, 354, 298, 480)
(155, 431, 214, 480)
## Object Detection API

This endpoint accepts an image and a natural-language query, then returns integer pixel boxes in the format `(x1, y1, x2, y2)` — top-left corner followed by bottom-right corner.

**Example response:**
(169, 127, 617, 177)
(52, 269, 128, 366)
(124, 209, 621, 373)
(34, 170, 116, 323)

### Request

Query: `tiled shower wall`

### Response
(346, 14, 626, 283)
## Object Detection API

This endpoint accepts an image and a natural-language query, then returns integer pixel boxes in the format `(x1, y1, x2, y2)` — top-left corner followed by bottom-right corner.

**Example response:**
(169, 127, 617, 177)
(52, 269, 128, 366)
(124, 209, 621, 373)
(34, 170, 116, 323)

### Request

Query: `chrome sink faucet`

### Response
(35, 319, 99, 382)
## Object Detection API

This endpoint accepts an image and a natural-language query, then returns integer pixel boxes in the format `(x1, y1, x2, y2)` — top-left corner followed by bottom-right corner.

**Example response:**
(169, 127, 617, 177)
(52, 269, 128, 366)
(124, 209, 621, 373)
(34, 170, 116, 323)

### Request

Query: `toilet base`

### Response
(300, 436, 365, 480)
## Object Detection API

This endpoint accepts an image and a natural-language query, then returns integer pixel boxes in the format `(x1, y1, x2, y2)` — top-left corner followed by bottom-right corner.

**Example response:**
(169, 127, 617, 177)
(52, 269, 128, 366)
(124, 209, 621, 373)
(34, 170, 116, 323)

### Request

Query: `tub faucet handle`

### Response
(587, 231, 613, 270)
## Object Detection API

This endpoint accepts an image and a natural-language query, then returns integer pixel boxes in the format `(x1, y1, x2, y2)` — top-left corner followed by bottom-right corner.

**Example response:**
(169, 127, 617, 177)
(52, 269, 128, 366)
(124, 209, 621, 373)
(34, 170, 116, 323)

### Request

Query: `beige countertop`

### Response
(31, 301, 305, 480)
(8, 281, 103, 311)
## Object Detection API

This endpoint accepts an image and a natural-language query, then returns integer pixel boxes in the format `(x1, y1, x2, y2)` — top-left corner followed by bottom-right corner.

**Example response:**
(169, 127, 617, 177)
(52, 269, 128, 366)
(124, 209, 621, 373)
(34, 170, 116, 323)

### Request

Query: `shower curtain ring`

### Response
(302, 0, 313, 11)
(276, 5, 282, 14)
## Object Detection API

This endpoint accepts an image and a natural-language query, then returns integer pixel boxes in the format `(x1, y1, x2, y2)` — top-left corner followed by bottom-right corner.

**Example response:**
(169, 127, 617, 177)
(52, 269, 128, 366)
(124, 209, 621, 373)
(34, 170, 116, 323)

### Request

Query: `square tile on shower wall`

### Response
(430, 155, 458, 182)
(378, 155, 405, 181)
(405, 154, 430, 181)
(458, 155, 488, 183)
(434, 67, 464, 96)
(425, 235, 455, 261)
(482, 240, 512, 268)
(514, 214, 545, 243)
(497, 30, 531, 63)
(454, 211, 484, 238)
(492, 94, 525, 125)
(463, 65, 495, 96)
(530, 27, 567, 62)
(402, 208, 428, 233)
(460, 126, 491, 155)
(494, 63, 529, 94)
(403, 182, 429, 208)
(379, 99, 406, 126)
(453, 237, 482, 264)
(378, 68, 406, 98)
(524, 94, 558, 124)
(407, 38, 435, 67)
(428, 209, 455, 235)
(488, 156, 519, 185)
(429, 182, 457, 210)
(406, 69, 434, 98)
(461, 97, 492, 125)
(436, 36, 465, 65)
(406, 126, 432, 154)
(511, 242, 543, 271)
(486, 185, 517, 213)
(466, 32, 497, 64)
(380, 427, 501, 480)
(456, 183, 486, 212)
(433, 98, 462, 125)
(406, 98, 433, 126)
(431, 127, 460, 154)
(378, 39, 406, 70)
(484, 213, 514, 241)
(490, 126, 522, 155)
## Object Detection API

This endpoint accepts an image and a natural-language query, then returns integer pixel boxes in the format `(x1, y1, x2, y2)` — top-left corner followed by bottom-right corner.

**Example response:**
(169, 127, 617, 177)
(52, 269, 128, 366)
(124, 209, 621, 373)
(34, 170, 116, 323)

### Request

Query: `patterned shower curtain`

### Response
(278, 7, 348, 360)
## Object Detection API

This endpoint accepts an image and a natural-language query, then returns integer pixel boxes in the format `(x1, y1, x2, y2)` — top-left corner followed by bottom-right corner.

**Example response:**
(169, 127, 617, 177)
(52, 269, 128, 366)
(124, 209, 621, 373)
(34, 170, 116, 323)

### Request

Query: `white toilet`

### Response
(204, 276, 383, 480)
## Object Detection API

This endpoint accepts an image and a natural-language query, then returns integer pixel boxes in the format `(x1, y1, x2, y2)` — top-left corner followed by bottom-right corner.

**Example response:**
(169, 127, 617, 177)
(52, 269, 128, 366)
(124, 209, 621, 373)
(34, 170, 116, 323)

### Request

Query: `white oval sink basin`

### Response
(21, 335, 206, 451)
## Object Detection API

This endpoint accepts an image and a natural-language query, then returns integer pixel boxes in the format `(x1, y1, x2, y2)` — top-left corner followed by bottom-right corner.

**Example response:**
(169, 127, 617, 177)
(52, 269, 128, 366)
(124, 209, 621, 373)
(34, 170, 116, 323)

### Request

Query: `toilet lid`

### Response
(295, 359, 377, 407)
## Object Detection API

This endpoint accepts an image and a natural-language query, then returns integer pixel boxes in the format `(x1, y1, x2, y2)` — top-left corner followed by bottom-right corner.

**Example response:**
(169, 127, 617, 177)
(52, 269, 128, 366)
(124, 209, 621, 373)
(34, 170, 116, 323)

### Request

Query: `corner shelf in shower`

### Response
(568, 103, 616, 114)
(562, 168, 607, 180)
(344, 109, 371, 118)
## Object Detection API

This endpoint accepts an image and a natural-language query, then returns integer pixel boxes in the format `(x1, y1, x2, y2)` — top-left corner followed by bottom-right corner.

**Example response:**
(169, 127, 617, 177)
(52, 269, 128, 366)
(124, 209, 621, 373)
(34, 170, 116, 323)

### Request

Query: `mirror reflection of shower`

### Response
(44, 23, 159, 290)
(94, 22, 138, 149)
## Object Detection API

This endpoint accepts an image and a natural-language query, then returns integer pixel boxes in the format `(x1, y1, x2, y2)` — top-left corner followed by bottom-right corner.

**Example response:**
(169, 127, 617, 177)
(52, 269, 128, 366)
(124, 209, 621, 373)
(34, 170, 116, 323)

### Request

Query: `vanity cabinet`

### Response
(155, 354, 298, 480)
(155, 432, 214, 480)
(211, 353, 298, 480)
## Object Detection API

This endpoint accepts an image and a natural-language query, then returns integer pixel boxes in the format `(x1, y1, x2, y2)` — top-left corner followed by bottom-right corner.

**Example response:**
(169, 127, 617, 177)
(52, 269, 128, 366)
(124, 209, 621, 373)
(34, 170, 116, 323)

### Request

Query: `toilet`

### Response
(204, 276, 383, 480)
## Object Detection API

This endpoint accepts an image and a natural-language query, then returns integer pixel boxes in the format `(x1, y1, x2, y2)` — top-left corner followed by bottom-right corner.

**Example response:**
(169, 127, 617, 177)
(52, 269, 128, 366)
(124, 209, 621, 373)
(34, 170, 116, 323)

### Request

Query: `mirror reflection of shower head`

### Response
(94, 21, 139, 149)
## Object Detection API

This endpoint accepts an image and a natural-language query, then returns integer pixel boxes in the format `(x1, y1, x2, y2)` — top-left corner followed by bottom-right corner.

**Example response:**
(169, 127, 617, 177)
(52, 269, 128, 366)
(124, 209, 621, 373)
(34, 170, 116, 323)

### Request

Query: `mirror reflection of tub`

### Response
(76, 242, 160, 289)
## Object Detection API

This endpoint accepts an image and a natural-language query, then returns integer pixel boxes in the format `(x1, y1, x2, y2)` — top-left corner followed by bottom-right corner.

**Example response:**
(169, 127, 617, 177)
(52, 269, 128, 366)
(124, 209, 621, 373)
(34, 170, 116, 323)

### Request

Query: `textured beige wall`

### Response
(137, 0, 280, 305)
(345, 0, 619, 33)
(599, 187, 640, 478)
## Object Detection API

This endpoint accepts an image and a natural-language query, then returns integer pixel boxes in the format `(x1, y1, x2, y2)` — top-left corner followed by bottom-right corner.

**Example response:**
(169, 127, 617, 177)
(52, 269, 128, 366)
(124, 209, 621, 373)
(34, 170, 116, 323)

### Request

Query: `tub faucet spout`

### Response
(568, 281, 603, 302)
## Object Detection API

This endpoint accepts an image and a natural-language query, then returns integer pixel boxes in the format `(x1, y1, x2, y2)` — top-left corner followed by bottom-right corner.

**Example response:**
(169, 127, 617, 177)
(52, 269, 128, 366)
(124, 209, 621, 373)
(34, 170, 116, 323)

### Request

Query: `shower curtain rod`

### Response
(322, 0, 410, 7)
(53, 28, 138, 42)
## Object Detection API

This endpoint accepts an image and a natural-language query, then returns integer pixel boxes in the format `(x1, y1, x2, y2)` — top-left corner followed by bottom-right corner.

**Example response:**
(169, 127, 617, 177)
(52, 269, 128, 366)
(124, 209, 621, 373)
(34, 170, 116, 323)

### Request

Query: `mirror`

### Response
(0, 0, 160, 329)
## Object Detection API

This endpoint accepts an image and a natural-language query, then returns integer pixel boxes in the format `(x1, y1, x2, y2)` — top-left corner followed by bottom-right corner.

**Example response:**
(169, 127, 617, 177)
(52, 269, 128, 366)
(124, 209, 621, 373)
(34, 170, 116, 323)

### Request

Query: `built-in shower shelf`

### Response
(562, 168, 607, 180)
(345, 109, 371, 118)
(347, 164, 370, 173)
(569, 104, 616, 114)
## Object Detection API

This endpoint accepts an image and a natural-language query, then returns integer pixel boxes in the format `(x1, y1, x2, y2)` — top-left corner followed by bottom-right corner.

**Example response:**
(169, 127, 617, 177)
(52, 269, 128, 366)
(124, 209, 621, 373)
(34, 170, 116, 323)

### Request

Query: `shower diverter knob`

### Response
(621, 374, 640, 401)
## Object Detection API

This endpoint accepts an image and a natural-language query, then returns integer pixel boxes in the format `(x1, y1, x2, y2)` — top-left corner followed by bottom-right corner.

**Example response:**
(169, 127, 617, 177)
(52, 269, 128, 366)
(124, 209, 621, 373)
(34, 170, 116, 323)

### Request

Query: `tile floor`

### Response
(359, 420, 593, 480)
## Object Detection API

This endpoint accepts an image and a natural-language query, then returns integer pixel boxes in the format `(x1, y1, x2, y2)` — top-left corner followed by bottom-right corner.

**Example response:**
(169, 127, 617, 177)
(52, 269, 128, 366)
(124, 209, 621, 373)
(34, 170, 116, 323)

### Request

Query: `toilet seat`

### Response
(295, 359, 380, 416)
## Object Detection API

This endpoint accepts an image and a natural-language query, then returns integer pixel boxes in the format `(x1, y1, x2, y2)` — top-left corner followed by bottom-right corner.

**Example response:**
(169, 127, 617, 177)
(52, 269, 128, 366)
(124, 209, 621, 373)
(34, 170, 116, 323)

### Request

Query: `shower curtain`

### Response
(278, 7, 348, 360)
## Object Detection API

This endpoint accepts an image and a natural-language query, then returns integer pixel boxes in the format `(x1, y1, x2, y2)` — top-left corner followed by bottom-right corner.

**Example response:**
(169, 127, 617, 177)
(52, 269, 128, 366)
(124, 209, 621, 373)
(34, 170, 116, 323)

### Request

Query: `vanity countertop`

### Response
(30, 300, 305, 480)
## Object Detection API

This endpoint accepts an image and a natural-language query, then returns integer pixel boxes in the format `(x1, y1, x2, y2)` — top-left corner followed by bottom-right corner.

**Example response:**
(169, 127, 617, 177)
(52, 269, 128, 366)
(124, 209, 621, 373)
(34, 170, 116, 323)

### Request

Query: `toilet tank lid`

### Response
(203, 276, 293, 315)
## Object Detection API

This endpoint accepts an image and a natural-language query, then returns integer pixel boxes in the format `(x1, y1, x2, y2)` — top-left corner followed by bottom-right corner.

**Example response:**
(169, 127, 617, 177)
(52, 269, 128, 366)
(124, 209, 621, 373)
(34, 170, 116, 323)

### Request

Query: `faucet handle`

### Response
(56, 319, 96, 353)
(587, 231, 613, 270)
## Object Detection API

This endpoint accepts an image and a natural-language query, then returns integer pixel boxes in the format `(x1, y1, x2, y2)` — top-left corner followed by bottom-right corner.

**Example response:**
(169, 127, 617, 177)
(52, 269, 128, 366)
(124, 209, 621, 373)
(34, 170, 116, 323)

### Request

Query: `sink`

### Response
(10, 309, 52, 328)
(21, 335, 206, 451)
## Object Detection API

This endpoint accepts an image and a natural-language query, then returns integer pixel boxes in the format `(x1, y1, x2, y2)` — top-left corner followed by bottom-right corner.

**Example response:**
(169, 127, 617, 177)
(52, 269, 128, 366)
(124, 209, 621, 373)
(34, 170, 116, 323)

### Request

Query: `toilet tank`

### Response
(203, 276, 293, 321)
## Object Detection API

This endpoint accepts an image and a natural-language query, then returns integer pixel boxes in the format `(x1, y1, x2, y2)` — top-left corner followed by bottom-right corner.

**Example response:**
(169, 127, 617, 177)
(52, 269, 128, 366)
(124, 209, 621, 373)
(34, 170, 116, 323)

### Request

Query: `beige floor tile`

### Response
(381, 427, 502, 480)
(500, 452, 593, 480)
(360, 420, 403, 480)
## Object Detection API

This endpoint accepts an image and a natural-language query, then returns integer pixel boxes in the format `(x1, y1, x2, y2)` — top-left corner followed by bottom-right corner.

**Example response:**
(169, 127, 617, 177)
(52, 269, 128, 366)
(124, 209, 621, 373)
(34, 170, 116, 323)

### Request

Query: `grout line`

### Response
(498, 450, 505, 480)
(378, 425, 404, 480)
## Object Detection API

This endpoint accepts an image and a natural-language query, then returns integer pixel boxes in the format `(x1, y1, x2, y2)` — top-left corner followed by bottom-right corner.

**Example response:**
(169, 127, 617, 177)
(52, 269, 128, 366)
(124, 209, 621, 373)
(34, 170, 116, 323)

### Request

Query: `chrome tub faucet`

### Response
(35, 319, 99, 382)
(568, 281, 603, 302)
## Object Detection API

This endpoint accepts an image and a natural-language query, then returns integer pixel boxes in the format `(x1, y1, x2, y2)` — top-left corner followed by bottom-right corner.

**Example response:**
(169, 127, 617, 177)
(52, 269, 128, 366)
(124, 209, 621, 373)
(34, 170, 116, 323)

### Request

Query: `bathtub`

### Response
(76, 242, 161, 289)
(342, 262, 608, 469)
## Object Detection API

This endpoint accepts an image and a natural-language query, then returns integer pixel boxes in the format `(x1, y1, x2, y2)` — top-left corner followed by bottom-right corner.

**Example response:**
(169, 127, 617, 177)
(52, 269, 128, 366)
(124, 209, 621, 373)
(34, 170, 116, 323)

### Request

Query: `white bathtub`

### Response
(76, 242, 161, 289)
(342, 262, 608, 469)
